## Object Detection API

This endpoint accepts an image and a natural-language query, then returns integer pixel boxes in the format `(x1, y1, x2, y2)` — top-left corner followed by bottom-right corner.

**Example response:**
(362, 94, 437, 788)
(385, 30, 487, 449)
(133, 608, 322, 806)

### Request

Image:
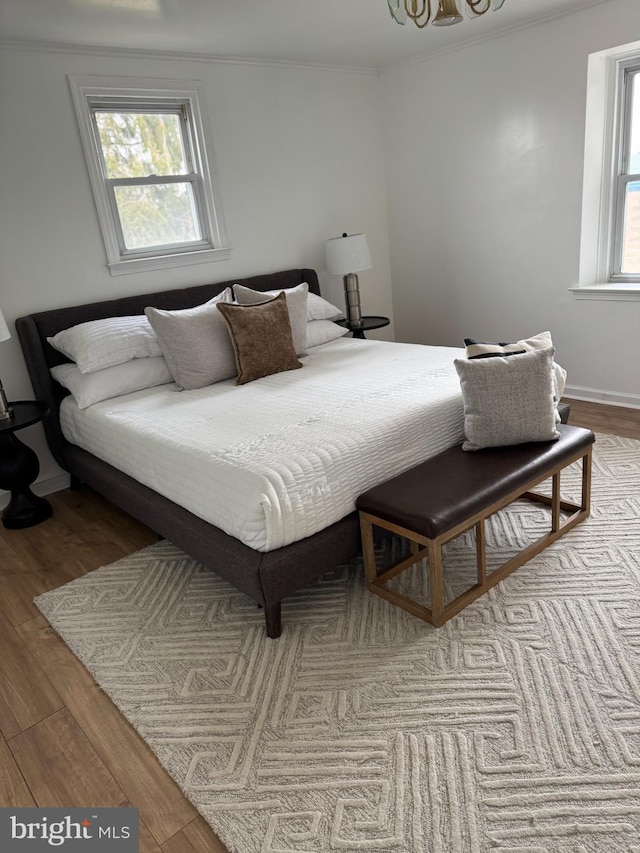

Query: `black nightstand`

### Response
(336, 315, 390, 340)
(0, 401, 53, 529)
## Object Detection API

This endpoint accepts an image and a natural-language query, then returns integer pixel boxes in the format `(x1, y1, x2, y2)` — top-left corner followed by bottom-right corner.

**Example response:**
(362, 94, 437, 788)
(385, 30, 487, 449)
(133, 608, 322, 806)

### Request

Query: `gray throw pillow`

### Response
(232, 282, 308, 356)
(144, 289, 235, 390)
(454, 347, 560, 451)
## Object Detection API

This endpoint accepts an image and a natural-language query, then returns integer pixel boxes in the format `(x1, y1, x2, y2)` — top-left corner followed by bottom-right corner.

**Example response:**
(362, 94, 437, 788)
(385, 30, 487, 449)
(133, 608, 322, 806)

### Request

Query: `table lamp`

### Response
(325, 232, 372, 327)
(0, 307, 13, 421)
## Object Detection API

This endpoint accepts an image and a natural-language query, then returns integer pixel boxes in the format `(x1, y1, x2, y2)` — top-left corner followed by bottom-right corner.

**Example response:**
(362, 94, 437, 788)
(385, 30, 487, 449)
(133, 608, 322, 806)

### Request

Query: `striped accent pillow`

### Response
(463, 331, 566, 421)
(464, 331, 552, 360)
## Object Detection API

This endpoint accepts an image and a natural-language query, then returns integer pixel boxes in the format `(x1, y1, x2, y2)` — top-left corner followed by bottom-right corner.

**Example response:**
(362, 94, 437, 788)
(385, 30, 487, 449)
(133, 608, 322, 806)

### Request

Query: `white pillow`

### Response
(306, 320, 349, 349)
(145, 289, 235, 391)
(232, 282, 308, 356)
(48, 315, 162, 374)
(51, 357, 173, 409)
(306, 292, 343, 321)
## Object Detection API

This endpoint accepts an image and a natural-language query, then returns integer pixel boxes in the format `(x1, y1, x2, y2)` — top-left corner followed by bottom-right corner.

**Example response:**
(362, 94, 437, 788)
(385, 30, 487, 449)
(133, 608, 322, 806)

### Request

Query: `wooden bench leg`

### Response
(427, 540, 444, 625)
(582, 448, 592, 513)
(360, 514, 378, 584)
(552, 471, 561, 532)
(476, 518, 486, 586)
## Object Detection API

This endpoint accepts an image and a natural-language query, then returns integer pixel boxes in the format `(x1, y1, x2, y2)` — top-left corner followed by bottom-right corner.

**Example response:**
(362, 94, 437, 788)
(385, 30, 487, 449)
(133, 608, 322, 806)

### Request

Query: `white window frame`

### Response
(69, 75, 231, 276)
(610, 59, 640, 283)
(573, 41, 640, 301)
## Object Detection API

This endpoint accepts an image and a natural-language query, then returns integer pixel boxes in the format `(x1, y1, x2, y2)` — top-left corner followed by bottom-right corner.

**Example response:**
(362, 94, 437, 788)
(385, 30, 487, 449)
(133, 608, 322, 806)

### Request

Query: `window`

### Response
(575, 41, 640, 300)
(611, 60, 640, 281)
(70, 76, 230, 275)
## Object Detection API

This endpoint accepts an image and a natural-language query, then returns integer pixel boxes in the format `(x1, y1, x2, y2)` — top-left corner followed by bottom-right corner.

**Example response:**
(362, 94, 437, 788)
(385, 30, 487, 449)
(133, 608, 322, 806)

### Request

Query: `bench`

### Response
(355, 424, 595, 627)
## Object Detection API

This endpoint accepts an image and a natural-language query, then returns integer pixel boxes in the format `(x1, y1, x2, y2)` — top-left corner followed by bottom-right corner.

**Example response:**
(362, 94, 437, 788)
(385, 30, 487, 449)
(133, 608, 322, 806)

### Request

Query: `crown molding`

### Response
(0, 37, 379, 76)
(381, 0, 614, 73)
(0, 0, 613, 76)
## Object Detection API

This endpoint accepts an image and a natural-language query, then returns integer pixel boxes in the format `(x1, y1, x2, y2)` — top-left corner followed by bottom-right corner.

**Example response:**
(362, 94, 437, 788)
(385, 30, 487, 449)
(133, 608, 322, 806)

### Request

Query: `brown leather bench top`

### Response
(356, 424, 595, 540)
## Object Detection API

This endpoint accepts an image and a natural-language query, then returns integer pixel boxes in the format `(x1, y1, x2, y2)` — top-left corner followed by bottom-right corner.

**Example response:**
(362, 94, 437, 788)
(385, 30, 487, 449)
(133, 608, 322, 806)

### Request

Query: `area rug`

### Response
(35, 433, 640, 852)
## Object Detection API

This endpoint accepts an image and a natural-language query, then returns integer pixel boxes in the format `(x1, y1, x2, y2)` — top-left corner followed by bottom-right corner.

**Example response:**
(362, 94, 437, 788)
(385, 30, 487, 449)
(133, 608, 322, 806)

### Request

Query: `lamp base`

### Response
(0, 380, 12, 421)
(0, 429, 52, 529)
(343, 273, 362, 326)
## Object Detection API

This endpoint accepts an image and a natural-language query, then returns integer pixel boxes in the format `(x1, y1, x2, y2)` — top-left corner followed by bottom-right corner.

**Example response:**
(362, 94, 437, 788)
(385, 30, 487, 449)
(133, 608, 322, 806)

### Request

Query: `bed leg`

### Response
(69, 475, 83, 491)
(264, 602, 282, 639)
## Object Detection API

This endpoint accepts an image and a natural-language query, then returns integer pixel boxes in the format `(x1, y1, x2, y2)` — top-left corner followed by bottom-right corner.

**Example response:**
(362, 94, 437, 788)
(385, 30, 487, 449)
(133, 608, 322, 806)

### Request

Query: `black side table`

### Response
(0, 401, 53, 529)
(336, 315, 390, 340)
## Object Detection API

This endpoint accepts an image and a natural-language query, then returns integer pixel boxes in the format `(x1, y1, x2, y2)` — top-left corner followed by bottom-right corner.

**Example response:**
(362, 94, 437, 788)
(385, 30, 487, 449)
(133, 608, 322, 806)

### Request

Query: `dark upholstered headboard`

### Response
(16, 268, 320, 470)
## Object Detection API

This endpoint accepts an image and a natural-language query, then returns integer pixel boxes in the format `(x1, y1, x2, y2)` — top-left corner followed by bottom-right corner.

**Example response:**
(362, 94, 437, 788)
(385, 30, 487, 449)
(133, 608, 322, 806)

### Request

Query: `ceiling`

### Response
(0, 0, 611, 69)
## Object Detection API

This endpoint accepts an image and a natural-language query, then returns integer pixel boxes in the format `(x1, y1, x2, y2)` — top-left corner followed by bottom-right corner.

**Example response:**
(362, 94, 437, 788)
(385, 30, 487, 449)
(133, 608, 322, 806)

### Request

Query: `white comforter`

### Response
(60, 338, 465, 551)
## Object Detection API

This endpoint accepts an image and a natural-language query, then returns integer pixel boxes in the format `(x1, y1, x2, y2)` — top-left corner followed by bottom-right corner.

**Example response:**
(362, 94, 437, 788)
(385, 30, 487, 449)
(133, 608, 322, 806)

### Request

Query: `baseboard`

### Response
(0, 473, 71, 510)
(563, 384, 640, 410)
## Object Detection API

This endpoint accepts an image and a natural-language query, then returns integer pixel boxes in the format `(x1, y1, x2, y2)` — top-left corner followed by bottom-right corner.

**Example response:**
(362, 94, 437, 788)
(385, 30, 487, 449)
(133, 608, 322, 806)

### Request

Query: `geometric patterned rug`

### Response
(34, 433, 640, 852)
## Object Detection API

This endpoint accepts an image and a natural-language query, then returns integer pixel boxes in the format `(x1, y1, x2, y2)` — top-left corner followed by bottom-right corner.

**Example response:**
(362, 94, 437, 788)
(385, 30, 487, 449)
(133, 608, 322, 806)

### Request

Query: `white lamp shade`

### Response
(325, 233, 372, 276)
(0, 307, 10, 343)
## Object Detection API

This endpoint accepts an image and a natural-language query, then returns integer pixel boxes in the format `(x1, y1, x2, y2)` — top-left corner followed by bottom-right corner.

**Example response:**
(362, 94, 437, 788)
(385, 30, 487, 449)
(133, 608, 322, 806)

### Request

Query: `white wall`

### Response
(4, 1, 640, 505)
(0, 46, 393, 496)
(380, 0, 640, 408)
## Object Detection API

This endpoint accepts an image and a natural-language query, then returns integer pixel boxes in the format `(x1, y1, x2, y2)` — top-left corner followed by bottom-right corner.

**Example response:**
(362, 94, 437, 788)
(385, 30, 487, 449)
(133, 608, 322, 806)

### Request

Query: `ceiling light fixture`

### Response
(387, 0, 506, 28)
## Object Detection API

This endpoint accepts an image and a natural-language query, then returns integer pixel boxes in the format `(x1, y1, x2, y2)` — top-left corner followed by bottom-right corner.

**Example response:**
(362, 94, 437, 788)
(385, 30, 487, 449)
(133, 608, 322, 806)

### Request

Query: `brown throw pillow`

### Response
(217, 292, 303, 385)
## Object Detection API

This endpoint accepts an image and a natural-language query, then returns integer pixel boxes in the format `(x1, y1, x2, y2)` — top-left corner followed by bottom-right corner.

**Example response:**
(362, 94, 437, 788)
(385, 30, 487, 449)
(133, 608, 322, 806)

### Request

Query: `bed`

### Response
(16, 268, 465, 637)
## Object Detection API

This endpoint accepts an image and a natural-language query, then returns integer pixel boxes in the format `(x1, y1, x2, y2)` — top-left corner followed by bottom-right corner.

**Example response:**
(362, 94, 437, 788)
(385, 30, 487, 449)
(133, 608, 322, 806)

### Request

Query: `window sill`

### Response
(108, 246, 232, 277)
(569, 284, 640, 301)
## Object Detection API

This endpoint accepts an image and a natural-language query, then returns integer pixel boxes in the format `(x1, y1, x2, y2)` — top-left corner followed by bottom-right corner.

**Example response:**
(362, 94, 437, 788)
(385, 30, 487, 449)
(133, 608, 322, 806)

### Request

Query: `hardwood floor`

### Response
(0, 398, 638, 850)
(0, 488, 226, 852)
